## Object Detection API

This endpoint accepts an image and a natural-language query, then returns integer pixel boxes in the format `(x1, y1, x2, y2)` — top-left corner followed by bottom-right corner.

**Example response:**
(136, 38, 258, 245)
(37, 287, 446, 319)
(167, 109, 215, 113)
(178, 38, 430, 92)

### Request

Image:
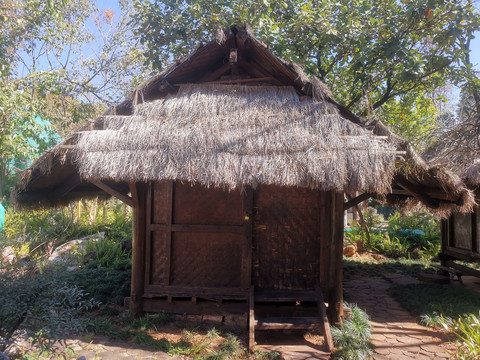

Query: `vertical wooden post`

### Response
(129, 182, 148, 317)
(164, 180, 174, 286)
(471, 211, 477, 254)
(329, 191, 344, 324)
(242, 186, 254, 290)
(440, 219, 448, 266)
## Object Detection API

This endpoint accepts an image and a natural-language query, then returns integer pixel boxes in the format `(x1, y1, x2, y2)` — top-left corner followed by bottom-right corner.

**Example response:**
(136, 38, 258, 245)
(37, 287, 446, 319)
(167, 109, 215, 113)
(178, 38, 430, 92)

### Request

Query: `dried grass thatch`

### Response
(423, 117, 480, 186)
(74, 84, 399, 194)
(11, 24, 475, 215)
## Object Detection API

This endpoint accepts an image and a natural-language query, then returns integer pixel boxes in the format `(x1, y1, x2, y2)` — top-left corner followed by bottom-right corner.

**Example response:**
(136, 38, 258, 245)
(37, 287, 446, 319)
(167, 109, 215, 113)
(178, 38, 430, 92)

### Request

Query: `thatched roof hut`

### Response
(11, 25, 476, 351)
(424, 118, 480, 186)
(423, 118, 480, 277)
(13, 26, 472, 215)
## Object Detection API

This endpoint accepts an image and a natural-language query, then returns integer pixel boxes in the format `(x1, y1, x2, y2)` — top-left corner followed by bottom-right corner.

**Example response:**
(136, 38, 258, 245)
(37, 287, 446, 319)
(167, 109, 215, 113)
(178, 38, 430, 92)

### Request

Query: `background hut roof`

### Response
(12, 25, 474, 216)
(423, 117, 480, 187)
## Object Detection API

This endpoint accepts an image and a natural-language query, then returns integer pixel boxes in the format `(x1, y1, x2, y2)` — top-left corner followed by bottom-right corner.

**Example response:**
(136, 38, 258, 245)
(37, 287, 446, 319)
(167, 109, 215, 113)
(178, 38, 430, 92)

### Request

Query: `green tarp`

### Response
(0, 203, 5, 232)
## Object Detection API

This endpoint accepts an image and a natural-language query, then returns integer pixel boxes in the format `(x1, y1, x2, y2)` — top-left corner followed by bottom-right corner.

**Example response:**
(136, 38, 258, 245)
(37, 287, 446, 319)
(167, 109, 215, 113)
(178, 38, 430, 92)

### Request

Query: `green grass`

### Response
(343, 257, 435, 280)
(388, 283, 480, 320)
(388, 283, 480, 359)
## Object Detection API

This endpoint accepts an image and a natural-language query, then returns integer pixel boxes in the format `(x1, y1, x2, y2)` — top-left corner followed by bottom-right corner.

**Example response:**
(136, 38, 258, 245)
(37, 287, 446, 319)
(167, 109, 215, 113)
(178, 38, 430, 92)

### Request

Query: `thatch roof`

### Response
(423, 116, 480, 187)
(75, 84, 397, 193)
(12, 25, 474, 216)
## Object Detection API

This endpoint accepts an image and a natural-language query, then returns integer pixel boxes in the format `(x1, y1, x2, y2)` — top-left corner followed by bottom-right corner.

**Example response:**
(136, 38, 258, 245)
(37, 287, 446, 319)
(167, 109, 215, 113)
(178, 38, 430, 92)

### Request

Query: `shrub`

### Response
(58, 261, 131, 305)
(0, 199, 132, 261)
(444, 312, 480, 360)
(0, 271, 99, 351)
(345, 210, 441, 260)
(387, 211, 440, 246)
(331, 303, 373, 360)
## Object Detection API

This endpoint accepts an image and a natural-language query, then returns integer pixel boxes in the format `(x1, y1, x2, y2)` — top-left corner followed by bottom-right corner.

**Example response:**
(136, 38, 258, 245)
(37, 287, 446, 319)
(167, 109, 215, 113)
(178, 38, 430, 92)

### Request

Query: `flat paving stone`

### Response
(344, 276, 455, 359)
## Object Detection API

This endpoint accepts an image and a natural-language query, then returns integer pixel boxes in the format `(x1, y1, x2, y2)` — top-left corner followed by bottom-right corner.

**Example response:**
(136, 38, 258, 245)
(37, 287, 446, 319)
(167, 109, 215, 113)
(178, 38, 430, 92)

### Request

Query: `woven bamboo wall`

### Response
(145, 181, 247, 296)
(252, 185, 326, 290)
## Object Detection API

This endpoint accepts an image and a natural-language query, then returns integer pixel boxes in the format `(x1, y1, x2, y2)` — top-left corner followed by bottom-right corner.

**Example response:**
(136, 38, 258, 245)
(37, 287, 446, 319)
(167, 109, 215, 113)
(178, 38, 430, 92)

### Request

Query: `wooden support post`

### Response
(471, 211, 477, 254)
(129, 182, 148, 317)
(316, 286, 334, 353)
(248, 286, 255, 353)
(440, 219, 448, 267)
(329, 191, 344, 325)
(242, 186, 254, 290)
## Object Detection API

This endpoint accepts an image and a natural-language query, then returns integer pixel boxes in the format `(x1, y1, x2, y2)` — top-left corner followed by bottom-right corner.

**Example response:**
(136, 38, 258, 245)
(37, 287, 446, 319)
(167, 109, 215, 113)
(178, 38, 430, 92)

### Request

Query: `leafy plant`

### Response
(445, 312, 480, 360)
(58, 261, 131, 305)
(0, 199, 132, 263)
(83, 237, 129, 268)
(388, 211, 440, 246)
(0, 271, 99, 352)
(331, 303, 373, 360)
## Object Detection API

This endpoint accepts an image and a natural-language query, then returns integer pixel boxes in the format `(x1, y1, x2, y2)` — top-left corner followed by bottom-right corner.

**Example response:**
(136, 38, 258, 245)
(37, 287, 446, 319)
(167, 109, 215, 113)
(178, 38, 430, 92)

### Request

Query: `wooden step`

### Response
(255, 289, 319, 302)
(255, 316, 322, 330)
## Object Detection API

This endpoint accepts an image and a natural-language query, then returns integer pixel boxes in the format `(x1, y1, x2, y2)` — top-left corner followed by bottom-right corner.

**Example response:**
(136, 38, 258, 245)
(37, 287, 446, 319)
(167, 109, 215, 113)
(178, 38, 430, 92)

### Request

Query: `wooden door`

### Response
(252, 185, 323, 290)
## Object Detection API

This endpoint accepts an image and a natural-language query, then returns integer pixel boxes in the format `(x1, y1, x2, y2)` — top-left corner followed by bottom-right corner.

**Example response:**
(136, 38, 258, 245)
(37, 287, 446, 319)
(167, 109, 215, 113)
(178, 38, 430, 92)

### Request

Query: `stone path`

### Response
(344, 274, 454, 359)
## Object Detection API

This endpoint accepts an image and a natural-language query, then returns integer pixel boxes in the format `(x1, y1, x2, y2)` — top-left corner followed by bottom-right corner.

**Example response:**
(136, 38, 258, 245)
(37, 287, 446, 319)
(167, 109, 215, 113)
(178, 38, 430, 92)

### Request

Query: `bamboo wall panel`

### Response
(170, 232, 243, 287)
(152, 181, 169, 224)
(253, 185, 322, 290)
(173, 182, 244, 225)
(453, 212, 472, 250)
(318, 191, 332, 298)
(150, 231, 168, 285)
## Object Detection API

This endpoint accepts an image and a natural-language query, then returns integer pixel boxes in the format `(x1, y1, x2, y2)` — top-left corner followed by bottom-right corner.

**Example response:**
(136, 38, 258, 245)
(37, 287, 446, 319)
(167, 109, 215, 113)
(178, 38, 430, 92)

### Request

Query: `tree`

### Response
(0, 0, 149, 199)
(131, 0, 480, 119)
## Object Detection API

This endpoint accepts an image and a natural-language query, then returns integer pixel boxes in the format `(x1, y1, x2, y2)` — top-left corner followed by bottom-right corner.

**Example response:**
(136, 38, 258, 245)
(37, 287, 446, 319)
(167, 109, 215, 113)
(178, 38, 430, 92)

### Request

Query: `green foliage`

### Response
(391, 284, 480, 359)
(0, 271, 99, 351)
(132, 0, 480, 119)
(218, 333, 245, 358)
(0, 0, 151, 198)
(122, 312, 171, 332)
(387, 211, 440, 246)
(345, 210, 441, 259)
(443, 312, 480, 360)
(132, 332, 171, 351)
(83, 237, 130, 268)
(331, 303, 373, 360)
(253, 349, 281, 360)
(379, 93, 439, 151)
(58, 261, 131, 306)
(343, 257, 435, 280)
(388, 283, 480, 321)
(86, 317, 129, 340)
(0, 199, 132, 260)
